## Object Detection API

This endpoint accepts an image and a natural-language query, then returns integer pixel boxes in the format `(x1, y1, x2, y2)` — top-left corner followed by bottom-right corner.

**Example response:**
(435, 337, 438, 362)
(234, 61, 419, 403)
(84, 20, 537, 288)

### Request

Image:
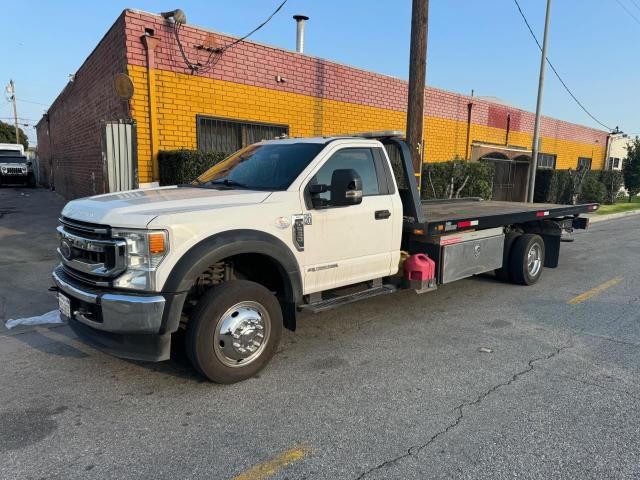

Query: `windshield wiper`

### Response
(206, 179, 253, 189)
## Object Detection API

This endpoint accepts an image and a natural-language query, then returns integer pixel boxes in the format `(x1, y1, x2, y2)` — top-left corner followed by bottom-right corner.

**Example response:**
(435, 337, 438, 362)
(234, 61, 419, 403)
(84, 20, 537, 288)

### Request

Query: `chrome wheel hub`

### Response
(527, 243, 542, 277)
(214, 301, 270, 368)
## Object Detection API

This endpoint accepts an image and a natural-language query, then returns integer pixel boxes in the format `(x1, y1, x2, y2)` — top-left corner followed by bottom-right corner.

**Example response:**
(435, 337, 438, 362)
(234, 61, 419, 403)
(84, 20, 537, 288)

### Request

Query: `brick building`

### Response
(37, 9, 610, 199)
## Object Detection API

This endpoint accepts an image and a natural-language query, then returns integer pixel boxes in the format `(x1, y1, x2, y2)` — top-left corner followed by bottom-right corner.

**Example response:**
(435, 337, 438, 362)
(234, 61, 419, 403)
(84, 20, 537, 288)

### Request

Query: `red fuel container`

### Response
(404, 253, 436, 290)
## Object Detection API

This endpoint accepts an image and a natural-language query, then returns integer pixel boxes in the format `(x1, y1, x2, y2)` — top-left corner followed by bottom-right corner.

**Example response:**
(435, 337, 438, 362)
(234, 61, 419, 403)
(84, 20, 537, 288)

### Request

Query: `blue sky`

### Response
(2, 0, 638, 146)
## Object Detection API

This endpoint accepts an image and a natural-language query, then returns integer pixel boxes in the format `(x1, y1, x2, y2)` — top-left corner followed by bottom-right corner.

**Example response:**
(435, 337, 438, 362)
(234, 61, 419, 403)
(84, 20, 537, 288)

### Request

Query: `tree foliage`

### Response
(0, 120, 28, 149)
(623, 137, 640, 201)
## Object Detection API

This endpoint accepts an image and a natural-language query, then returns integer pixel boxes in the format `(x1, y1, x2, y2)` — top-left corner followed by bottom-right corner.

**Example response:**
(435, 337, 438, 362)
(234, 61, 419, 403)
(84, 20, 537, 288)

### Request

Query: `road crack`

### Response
(354, 344, 571, 479)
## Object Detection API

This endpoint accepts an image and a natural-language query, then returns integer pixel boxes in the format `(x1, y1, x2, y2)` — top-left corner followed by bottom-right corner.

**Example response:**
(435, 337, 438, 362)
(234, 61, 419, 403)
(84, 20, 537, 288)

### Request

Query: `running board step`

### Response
(300, 285, 397, 313)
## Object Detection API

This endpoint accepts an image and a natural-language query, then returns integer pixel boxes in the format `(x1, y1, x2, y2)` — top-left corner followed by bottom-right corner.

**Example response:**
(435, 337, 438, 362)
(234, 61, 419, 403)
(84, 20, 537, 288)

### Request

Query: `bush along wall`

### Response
(598, 170, 624, 204)
(421, 160, 495, 200)
(534, 168, 621, 205)
(158, 150, 227, 186)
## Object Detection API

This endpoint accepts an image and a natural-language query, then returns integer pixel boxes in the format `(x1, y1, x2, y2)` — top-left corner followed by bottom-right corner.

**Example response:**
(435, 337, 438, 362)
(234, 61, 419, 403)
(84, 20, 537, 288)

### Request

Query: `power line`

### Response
(16, 97, 49, 107)
(512, 0, 613, 131)
(173, 0, 288, 74)
(0, 117, 38, 122)
(216, 0, 288, 55)
(631, 0, 640, 11)
(615, 0, 640, 25)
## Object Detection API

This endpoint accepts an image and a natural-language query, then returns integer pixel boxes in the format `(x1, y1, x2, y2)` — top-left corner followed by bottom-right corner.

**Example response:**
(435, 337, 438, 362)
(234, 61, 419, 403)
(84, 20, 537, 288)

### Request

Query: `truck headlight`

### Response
(111, 229, 169, 291)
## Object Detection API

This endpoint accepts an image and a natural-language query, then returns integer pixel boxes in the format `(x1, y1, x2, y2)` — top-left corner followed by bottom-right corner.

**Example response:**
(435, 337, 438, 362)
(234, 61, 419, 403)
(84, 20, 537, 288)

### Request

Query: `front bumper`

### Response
(52, 266, 174, 361)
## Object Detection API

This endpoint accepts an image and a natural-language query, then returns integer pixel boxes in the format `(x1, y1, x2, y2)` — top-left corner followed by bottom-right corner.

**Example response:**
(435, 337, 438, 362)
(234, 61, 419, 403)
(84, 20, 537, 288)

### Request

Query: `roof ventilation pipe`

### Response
(293, 15, 309, 53)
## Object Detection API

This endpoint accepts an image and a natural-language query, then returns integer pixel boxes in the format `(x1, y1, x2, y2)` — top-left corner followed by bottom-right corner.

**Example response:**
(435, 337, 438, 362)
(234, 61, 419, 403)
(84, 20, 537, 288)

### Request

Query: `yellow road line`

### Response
(232, 447, 308, 480)
(568, 277, 623, 305)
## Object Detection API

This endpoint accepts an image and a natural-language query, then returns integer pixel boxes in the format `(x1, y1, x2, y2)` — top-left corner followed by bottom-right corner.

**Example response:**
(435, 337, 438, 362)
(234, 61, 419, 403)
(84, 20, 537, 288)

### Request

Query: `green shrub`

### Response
(421, 160, 495, 200)
(533, 168, 603, 204)
(533, 169, 555, 203)
(158, 149, 227, 186)
(534, 169, 573, 203)
(578, 174, 607, 203)
(597, 170, 624, 205)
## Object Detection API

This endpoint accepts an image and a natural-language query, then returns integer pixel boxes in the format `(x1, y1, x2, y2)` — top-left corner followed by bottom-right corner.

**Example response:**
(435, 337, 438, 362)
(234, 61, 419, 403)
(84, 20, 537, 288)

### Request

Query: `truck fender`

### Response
(161, 230, 302, 333)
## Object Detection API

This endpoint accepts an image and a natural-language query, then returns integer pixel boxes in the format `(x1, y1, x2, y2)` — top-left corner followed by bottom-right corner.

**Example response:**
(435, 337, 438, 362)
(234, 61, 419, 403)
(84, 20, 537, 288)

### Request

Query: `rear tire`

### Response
(509, 233, 545, 285)
(185, 280, 283, 384)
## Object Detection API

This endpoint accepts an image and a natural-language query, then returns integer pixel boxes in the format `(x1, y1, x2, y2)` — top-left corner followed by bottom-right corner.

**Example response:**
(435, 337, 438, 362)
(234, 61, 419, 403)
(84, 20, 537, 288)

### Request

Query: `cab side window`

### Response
(311, 148, 380, 202)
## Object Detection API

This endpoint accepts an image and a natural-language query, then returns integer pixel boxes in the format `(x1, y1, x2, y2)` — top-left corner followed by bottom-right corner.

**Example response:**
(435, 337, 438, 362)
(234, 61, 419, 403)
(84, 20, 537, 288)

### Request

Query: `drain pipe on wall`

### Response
(142, 30, 160, 185)
(465, 102, 473, 160)
(505, 113, 511, 146)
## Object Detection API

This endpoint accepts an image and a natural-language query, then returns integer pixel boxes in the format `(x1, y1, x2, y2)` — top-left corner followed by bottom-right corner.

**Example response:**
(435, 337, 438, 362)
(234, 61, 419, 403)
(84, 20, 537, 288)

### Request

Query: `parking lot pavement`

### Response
(1, 201, 639, 479)
(0, 187, 66, 333)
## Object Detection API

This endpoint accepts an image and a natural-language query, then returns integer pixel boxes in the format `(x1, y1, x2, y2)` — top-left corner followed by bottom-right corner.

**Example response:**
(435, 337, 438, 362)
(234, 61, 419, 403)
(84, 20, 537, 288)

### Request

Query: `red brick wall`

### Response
(124, 10, 607, 147)
(36, 13, 130, 199)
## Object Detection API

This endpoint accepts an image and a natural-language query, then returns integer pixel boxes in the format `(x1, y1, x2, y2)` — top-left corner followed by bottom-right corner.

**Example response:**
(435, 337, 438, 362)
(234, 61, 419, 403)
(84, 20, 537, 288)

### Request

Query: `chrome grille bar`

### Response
(59, 217, 109, 235)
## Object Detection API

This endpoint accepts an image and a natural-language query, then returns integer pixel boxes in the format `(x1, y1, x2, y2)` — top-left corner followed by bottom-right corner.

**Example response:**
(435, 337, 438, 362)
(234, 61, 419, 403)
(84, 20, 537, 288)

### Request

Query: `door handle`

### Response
(375, 210, 391, 220)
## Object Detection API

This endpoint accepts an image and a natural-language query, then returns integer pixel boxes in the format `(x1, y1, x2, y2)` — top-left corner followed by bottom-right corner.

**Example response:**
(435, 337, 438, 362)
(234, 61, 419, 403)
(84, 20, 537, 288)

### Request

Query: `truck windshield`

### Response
(192, 143, 325, 191)
(0, 155, 27, 164)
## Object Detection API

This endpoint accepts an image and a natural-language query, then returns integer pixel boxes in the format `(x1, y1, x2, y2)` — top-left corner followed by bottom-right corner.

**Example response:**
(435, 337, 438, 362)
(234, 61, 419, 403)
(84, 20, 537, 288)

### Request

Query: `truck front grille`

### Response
(4, 167, 25, 175)
(57, 219, 126, 286)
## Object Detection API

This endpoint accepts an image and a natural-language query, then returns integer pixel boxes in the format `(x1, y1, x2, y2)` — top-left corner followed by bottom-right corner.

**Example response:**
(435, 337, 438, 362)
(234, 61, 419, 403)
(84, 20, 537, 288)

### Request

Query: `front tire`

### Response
(185, 280, 283, 383)
(509, 233, 545, 285)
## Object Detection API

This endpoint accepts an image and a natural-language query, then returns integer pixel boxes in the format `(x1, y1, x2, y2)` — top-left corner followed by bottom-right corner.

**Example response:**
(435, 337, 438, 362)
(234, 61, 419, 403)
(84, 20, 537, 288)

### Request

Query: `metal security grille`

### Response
(197, 116, 288, 154)
(102, 121, 137, 193)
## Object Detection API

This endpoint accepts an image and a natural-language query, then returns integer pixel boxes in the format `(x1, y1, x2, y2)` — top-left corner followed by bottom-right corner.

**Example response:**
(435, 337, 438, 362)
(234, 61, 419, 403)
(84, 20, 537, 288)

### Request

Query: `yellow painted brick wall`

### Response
(129, 65, 605, 183)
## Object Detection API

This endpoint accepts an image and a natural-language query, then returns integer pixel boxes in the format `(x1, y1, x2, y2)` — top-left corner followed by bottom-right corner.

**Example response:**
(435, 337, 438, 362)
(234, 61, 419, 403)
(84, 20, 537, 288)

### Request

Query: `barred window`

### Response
(196, 116, 288, 155)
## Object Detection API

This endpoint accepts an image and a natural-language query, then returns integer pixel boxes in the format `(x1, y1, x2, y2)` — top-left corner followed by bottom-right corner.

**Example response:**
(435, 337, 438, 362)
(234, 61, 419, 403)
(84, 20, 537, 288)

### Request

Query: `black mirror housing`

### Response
(308, 183, 328, 195)
(330, 169, 363, 206)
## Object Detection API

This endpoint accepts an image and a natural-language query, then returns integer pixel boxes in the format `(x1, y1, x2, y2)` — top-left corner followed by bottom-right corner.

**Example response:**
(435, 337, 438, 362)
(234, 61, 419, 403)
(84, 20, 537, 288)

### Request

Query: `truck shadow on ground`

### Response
(9, 328, 88, 359)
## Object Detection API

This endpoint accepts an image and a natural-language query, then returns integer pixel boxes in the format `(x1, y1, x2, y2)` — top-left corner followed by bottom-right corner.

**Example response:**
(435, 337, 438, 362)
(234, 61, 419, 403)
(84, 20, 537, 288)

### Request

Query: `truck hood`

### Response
(62, 186, 272, 228)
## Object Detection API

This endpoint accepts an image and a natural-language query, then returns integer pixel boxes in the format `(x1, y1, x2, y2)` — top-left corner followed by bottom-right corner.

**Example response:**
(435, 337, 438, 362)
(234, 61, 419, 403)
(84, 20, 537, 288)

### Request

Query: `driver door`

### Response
(300, 146, 397, 294)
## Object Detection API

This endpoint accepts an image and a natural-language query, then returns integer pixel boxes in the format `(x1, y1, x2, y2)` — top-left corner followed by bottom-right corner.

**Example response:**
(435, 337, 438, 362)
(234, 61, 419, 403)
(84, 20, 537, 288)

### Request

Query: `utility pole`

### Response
(7, 80, 20, 145)
(406, 0, 429, 192)
(526, 0, 551, 202)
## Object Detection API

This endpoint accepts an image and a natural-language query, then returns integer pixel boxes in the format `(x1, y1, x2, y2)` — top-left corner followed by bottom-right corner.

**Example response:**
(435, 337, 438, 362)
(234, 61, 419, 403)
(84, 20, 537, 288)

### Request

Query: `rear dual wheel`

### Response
(185, 280, 283, 384)
(496, 233, 545, 285)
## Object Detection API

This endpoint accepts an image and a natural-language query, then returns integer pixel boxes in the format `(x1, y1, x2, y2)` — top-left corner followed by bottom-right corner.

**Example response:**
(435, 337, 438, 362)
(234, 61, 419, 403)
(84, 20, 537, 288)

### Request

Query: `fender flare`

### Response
(160, 230, 303, 332)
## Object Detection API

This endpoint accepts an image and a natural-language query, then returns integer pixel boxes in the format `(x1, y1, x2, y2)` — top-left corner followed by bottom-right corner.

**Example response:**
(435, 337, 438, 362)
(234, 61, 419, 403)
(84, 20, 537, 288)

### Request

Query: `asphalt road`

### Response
(1, 188, 639, 479)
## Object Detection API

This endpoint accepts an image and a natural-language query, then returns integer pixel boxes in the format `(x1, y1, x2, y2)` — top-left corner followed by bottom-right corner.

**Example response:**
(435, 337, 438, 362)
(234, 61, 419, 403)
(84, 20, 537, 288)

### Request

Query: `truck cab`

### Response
(53, 133, 595, 383)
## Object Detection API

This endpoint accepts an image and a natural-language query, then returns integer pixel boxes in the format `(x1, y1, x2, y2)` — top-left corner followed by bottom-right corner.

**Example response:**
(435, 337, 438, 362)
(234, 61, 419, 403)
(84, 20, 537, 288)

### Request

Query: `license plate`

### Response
(58, 293, 71, 319)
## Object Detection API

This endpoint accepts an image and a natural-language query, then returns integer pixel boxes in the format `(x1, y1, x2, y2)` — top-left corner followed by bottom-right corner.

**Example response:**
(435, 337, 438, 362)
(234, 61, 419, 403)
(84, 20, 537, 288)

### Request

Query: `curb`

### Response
(588, 209, 640, 223)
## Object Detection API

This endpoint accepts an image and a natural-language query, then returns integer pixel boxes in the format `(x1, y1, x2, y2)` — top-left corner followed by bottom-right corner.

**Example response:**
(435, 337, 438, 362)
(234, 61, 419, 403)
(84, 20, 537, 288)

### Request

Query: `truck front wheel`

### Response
(509, 233, 545, 285)
(185, 280, 283, 383)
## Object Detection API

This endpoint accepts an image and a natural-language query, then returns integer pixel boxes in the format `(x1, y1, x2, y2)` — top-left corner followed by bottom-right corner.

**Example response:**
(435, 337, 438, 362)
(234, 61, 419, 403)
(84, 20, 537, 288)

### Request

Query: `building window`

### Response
(609, 157, 621, 169)
(196, 116, 288, 154)
(578, 157, 592, 170)
(537, 153, 556, 169)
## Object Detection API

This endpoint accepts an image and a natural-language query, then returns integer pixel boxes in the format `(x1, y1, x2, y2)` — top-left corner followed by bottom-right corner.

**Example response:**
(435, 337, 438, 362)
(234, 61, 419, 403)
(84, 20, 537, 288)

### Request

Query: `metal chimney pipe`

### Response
(293, 15, 309, 53)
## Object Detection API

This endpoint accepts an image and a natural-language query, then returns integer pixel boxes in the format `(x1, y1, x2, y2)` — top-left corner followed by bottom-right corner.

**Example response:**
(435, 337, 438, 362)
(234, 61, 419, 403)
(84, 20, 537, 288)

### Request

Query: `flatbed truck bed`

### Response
(415, 198, 598, 236)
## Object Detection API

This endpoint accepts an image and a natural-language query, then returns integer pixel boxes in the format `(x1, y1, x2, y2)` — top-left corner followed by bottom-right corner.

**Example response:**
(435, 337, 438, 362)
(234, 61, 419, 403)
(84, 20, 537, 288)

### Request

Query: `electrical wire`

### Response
(15, 98, 49, 107)
(216, 0, 288, 55)
(172, 0, 288, 74)
(614, 0, 640, 25)
(631, 0, 640, 11)
(512, 0, 613, 131)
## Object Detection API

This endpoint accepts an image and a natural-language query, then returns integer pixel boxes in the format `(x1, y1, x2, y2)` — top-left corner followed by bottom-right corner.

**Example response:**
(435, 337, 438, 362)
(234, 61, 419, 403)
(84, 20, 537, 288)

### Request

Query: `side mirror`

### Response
(330, 168, 363, 206)
(308, 184, 328, 195)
